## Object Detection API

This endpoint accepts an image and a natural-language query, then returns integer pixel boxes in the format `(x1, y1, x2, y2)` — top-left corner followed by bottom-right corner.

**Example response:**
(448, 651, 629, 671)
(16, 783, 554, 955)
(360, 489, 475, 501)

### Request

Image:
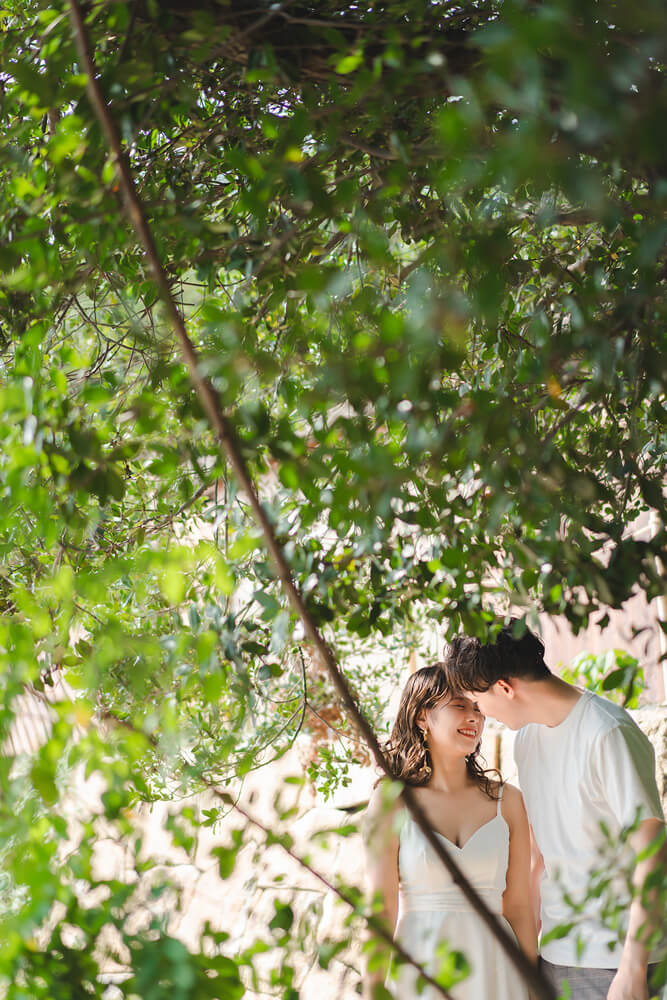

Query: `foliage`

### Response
(0, 0, 665, 994)
(561, 648, 645, 708)
(541, 815, 667, 975)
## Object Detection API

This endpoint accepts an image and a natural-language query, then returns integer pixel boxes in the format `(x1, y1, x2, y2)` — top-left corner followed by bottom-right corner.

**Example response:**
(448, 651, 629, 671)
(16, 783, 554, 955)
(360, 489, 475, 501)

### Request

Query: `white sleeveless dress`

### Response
(391, 788, 530, 1000)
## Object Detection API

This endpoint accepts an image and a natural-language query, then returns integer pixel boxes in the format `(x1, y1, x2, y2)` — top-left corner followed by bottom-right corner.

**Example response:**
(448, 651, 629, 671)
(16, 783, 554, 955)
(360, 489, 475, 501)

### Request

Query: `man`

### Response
(445, 621, 666, 1000)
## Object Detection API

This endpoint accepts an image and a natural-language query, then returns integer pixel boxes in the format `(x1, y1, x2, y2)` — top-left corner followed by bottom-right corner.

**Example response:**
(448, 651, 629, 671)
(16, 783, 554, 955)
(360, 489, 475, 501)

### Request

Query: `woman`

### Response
(364, 664, 537, 1000)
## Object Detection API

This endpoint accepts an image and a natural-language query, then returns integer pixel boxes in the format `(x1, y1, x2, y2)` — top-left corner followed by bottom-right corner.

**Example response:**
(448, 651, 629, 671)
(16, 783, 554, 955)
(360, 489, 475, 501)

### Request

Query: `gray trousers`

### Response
(541, 959, 664, 999)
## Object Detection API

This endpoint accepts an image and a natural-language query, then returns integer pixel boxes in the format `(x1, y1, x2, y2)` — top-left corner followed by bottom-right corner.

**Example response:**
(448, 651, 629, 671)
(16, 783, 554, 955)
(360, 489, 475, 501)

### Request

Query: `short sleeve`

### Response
(593, 722, 664, 830)
(512, 724, 530, 768)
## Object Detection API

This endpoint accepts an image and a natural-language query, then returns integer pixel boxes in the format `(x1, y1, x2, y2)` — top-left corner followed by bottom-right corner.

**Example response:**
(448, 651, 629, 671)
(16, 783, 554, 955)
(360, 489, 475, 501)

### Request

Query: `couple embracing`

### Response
(365, 623, 665, 1000)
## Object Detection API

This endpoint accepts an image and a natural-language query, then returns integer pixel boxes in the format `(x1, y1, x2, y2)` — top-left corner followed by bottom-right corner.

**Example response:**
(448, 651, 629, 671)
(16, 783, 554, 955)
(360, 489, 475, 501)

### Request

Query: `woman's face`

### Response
(419, 692, 484, 758)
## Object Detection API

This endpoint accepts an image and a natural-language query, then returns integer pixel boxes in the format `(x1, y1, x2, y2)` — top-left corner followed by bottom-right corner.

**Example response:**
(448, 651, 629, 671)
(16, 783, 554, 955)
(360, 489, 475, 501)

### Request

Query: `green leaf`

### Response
(269, 901, 294, 934)
(335, 50, 363, 74)
(318, 939, 347, 969)
(31, 759, 58, 805)
(11, 62, 53, 105)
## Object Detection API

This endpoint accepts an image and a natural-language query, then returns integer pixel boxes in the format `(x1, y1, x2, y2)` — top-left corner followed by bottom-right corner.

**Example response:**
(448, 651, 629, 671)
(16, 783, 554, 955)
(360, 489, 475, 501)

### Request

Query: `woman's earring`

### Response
(419, 728, 431, 779)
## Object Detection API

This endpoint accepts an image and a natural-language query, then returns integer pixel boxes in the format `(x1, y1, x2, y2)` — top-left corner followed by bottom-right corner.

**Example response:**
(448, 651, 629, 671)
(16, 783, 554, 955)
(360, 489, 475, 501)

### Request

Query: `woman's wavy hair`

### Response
(384, 664, 501, 800)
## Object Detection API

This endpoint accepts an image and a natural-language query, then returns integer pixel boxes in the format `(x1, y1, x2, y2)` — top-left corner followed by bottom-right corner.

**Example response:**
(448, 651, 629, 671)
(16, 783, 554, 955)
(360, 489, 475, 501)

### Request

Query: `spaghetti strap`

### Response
(496, 782, 504, 815)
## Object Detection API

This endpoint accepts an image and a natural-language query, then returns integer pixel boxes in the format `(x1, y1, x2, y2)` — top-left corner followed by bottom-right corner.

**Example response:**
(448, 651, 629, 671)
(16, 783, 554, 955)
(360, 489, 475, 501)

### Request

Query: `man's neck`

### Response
(520, 675, 584, 727)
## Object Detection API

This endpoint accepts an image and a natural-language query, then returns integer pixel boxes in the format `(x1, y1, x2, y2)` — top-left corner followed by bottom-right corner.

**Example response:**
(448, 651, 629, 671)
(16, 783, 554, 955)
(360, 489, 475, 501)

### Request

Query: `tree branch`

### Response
(66, 5, 554, 997)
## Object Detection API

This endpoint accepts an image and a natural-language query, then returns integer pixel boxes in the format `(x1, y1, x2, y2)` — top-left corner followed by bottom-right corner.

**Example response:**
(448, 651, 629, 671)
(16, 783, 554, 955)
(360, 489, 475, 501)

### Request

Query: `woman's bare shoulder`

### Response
(499, 781, 528, 821)
(364, 779, 405, 837)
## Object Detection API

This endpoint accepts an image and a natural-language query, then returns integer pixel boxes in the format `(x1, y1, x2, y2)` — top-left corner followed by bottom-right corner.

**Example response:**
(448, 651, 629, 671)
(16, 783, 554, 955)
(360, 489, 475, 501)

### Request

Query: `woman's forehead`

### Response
(432, 690, 479, 708)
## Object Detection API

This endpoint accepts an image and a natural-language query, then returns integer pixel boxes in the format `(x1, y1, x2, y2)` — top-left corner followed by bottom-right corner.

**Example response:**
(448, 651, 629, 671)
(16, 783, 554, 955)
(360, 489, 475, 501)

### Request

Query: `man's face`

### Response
(470, 682, 523, 730)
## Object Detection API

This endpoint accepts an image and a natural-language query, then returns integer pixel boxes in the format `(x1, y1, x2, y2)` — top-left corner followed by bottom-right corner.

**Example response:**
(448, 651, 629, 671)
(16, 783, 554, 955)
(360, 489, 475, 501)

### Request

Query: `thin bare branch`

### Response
(211, 787, 458, 1000)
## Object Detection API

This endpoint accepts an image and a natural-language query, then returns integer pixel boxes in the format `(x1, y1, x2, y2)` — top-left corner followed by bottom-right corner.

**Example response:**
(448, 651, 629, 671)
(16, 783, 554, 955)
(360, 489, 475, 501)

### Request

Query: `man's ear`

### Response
(495, 678, 516, 698)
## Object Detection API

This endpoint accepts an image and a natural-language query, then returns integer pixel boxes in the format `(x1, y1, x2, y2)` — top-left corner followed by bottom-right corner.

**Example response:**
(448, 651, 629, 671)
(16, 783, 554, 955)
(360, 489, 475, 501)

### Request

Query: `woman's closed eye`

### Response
(454, 701, 482, 714)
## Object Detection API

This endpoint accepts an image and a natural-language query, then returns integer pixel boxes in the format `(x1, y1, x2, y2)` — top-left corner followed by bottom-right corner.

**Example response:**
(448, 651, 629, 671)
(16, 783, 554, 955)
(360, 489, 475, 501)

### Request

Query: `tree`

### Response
(0, 0, 664, 995)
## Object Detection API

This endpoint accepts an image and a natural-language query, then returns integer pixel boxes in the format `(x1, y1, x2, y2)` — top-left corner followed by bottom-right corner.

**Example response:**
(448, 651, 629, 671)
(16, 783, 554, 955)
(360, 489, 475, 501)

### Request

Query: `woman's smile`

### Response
(426, 694, 484, 747)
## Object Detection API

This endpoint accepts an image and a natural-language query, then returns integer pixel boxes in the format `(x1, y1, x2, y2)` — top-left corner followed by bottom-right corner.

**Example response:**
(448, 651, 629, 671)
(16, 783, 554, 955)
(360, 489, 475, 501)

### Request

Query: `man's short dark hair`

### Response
(444, 619, 550, 692)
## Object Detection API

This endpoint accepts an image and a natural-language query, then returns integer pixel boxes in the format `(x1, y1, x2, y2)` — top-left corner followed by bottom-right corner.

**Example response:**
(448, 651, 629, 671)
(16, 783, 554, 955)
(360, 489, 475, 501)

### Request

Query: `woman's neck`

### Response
(427, 753, 470, 793)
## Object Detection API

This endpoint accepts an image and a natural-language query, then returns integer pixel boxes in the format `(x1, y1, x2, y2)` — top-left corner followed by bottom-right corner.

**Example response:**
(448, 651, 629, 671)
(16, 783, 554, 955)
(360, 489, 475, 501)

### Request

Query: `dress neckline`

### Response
(408, 811, 506, 851)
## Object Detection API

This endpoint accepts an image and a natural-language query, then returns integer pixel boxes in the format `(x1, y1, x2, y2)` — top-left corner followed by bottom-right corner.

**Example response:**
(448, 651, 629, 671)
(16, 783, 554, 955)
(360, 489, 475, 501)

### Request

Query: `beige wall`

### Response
(537, 511, 665, 704)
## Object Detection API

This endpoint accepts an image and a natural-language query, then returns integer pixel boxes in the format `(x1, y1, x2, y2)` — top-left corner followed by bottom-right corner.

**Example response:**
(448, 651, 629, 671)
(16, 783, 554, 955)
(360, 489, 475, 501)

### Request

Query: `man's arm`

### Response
(607, 817, 666, 1000)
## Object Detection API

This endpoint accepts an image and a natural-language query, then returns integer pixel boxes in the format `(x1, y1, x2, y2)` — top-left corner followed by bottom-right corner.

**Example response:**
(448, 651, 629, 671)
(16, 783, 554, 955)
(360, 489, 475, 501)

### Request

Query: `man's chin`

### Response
(486, 715, 520, 730)
(500, 717, 524, 731)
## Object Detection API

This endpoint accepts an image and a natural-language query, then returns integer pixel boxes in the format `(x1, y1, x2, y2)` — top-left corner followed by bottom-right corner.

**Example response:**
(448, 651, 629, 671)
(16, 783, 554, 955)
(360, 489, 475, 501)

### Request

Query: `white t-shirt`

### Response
(514, 690, 664, 968)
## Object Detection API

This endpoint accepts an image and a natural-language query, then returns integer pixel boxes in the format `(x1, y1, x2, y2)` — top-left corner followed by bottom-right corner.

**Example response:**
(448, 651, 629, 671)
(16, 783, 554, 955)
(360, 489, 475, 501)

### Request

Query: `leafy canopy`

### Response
(0, 0, 665, 994)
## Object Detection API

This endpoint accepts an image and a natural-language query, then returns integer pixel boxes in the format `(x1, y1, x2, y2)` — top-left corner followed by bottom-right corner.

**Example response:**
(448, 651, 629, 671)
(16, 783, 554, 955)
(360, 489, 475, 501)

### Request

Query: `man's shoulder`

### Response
(559, 691, 652, 765)
(515, 690, 639, 751)
(581, 691, 643, 738)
